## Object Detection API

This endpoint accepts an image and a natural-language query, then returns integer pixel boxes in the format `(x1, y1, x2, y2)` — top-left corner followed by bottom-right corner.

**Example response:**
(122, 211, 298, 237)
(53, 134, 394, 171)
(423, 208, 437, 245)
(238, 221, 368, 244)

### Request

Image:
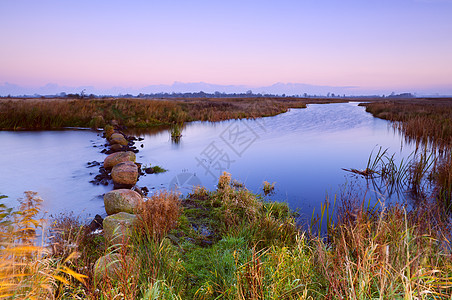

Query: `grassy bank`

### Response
(2, 97, 452, 299)
(362, 98, 452, 150)
(0, 97, 346, 130)
(2, 171, 452, 299)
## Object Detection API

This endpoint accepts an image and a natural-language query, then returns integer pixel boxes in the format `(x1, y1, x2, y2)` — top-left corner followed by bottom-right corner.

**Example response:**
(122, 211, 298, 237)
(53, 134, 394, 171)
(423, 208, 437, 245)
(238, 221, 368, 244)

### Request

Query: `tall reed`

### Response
(0, 192, 87, 299)
(363, 100, 452, 151)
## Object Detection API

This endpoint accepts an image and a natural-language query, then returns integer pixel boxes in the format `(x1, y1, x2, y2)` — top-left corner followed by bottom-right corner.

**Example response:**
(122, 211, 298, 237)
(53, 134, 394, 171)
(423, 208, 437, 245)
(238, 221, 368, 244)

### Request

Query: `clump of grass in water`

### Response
(143, 164, 168, 174)
(262, 180, 276, 196)
(170, 123, 183, 143)
(345, 147, 438, 201)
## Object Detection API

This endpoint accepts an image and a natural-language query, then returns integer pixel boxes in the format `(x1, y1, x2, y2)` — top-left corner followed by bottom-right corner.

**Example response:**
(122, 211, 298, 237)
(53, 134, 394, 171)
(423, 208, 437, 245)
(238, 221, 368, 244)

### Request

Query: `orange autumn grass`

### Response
(0, 192, 86, 299)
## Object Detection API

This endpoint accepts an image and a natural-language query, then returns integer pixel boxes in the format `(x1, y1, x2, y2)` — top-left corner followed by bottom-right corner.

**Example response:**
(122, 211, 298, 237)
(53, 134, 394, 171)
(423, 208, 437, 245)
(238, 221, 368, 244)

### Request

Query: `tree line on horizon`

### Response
(1, 90, 414, 99)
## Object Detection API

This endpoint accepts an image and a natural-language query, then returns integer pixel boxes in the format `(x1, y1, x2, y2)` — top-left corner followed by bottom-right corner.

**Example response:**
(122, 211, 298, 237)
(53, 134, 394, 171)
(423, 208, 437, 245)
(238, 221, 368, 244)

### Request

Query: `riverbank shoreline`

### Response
(0, 97, 348, 131)
(1, 98, 452, 298)
(1, 96, 451, 131)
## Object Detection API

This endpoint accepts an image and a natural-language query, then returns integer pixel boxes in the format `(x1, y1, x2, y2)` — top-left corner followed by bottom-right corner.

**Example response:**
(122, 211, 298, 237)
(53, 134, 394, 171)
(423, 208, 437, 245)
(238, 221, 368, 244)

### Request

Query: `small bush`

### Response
(136, 190, 181, 241)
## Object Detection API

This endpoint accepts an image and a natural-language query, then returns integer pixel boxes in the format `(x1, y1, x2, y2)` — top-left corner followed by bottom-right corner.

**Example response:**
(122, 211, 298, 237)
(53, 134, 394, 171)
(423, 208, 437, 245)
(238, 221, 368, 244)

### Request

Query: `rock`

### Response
(111, 161, 138, 186)
(110, 144, 124, 152)
(131, 186, 143, 196)
(87, 161, 101, 168)
(103, 151, 136, 170)
(109, 133, 128, 146)
(141, 186, 149, 195)
(104, 189, 142, 215)
(110, 133, 124, 140)
(103, 212, 137, 244)
(94, 253, 138, 282)
(86, 214, 103, 233)
(90, 167, 111, 185)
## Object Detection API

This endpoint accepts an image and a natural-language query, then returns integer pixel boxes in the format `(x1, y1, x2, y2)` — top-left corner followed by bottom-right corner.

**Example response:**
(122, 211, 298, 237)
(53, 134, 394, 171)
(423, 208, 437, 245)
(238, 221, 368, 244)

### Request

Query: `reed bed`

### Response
(314, 199, 452, 299)
(0, 97, 317, 130)
(363, 100, 452, 151)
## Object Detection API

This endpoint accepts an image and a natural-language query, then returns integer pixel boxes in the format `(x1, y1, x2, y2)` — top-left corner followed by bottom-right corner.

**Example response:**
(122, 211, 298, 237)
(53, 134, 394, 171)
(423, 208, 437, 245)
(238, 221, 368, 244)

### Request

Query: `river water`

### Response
(0, 102, 417, 221)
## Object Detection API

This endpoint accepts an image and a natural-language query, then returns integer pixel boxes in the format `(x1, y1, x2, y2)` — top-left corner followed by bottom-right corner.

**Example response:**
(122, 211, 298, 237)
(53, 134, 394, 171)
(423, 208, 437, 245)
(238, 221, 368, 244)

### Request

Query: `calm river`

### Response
(0, 102, 417, 221)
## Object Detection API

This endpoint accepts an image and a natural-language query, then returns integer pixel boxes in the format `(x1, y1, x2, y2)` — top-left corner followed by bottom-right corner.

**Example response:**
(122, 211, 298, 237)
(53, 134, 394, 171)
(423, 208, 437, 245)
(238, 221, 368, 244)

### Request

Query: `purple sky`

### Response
(1, 0, 452, 95)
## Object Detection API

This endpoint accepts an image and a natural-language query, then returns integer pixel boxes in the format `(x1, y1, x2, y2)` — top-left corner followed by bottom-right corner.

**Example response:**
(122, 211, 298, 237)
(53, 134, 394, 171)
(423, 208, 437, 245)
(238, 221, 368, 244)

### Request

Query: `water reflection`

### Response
(0, 130, 110, 218)
(134, 102, 418, 220)
(0, 102, 418, 221)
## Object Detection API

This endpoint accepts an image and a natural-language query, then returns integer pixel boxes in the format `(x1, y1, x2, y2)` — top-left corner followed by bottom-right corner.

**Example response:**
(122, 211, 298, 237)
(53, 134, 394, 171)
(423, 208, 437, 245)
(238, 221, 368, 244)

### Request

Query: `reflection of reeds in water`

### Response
(344, 147, 452, 211)
(363, 100, 452, 151)
(363, 100, 452, 209)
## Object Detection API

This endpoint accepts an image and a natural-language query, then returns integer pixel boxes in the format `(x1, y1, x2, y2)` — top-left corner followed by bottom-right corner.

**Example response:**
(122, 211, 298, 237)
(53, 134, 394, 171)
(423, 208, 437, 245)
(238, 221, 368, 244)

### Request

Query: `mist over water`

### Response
(0, 103, 417, 221)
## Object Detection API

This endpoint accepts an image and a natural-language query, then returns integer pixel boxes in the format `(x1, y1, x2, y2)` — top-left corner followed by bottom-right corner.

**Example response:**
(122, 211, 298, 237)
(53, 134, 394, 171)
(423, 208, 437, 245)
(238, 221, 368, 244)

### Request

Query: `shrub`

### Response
(136, 190, 181, 241)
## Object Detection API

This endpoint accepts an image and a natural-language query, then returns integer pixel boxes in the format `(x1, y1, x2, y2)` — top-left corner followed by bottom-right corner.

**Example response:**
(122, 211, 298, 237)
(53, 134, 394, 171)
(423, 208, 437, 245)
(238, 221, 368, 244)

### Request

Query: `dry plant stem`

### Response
(0, 192, 87, 299)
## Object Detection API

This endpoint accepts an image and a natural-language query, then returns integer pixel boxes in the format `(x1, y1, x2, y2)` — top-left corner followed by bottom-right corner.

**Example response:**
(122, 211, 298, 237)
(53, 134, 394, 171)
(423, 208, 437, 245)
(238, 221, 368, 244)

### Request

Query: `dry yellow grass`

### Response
(0, 97, 347, 130)
(0, 192, 87, 299)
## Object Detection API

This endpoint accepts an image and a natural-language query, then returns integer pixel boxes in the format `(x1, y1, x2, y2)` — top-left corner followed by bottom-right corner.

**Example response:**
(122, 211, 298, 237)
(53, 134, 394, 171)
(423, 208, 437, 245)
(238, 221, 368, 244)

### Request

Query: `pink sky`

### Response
(1, 0, 452, 95)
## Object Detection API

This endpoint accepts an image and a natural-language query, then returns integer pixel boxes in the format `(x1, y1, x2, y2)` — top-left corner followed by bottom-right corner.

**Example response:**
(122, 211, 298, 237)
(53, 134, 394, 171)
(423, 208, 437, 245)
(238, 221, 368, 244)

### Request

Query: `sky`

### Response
(1, 0, 452, 96)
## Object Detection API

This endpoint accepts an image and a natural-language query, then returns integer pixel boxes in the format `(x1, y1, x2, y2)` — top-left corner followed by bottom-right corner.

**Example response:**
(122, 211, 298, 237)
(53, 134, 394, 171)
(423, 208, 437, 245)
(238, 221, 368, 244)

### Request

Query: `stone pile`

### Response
(91, 126, 143, 187)
(93, 125, 145, 281)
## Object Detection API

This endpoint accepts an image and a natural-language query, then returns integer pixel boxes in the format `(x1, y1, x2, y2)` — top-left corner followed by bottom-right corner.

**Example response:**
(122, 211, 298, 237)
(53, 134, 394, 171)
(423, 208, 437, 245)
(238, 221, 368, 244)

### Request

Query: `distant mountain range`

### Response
(0, 81, 450, 97)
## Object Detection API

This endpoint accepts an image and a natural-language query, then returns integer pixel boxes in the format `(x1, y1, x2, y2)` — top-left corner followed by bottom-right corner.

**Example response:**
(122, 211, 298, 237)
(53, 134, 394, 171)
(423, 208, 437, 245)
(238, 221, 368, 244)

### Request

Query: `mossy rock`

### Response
(104, 189, 142, 215)
(94, 253, 138, 282)
(104, 125, 115, 139)
(103, 212, 137, 245)
(109, 133, 128, 146)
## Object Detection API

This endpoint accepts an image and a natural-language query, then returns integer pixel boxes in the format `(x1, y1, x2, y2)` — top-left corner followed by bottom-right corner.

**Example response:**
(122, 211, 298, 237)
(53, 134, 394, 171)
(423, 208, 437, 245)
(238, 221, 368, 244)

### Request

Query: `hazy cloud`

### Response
(2, 82, 451, 97)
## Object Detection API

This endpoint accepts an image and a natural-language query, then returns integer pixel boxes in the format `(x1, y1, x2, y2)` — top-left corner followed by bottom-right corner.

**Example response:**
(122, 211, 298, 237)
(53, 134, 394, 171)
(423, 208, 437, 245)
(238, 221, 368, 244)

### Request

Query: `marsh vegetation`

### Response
(2, 169, 452, 299)
(1, 97, 452, 299)
(362, 98, 452, 151)
(0, 97, 343, 130)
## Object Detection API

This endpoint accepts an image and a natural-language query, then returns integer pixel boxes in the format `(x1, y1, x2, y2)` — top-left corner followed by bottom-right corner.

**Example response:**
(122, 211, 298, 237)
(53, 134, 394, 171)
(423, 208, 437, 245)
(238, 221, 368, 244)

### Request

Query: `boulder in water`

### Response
(111, 161, 138, 186)
(103, 151, 136, 170)
(109, 133, 128, 146)
(104, 189, 142, 215)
